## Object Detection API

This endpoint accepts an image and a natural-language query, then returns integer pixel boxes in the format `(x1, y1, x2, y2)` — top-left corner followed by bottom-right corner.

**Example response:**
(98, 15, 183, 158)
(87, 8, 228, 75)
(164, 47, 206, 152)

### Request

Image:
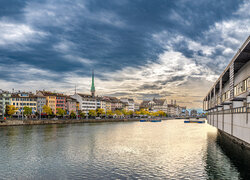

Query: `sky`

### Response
(0, 0, 250, 108)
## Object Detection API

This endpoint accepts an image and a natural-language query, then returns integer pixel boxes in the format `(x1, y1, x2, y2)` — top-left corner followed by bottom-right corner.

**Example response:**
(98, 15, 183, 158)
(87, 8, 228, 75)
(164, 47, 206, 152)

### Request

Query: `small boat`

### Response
(150, 120, 162, 122)
(140, 120, 147, 122)
(184, 120, 205, 123)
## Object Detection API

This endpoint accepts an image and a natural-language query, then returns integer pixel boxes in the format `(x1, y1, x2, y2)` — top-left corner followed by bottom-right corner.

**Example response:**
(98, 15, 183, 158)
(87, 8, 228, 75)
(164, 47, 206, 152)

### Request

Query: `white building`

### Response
(204, 36, 250, 146)
(71, 93, 107, 113)
(120, 98, 135, 112)
(0, 90, 11, 117)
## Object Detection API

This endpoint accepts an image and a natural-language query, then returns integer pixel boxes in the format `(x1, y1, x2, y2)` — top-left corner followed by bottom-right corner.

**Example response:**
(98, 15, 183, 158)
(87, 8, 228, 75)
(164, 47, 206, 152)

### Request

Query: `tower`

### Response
(91, 70, 95, 97)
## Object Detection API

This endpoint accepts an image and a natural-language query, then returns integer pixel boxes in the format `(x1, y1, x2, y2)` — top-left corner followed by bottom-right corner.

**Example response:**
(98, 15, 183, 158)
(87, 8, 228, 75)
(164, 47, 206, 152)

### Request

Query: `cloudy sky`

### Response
(0, 0, 250, 108)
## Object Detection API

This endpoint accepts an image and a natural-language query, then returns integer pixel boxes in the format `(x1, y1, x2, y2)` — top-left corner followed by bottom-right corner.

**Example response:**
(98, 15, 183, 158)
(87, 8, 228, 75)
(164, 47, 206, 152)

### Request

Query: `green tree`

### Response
(88, 110, 97, 117)
(23, 106, 32, 116)
(56, 108, 66, 117)
(43, 105, 53, 116)
(97, 108, 105, 117)
(6, 105, 17, 117)
(70, 111, 76, 118)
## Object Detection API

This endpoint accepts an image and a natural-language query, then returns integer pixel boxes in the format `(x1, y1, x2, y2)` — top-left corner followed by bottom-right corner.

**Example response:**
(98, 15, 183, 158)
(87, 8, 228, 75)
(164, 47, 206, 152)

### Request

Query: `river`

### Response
(0, 120, 249, 179)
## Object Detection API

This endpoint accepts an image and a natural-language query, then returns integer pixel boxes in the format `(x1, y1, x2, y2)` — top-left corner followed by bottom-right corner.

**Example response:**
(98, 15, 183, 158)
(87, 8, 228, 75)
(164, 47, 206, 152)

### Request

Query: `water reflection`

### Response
(0, 120, 249, 179)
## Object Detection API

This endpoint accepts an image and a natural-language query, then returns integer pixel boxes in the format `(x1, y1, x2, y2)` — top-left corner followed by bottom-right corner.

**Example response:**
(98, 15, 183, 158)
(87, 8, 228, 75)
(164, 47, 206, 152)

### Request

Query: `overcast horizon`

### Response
(0, 0, 250, 108)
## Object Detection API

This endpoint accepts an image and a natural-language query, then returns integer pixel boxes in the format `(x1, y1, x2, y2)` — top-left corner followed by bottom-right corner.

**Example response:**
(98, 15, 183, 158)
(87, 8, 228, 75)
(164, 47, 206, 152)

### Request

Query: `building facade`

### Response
(0, 90, 11, 117)
(120, 98, 135, 112)
(11, 92, 37, 115)
(203, 36, 250, 145)
(66, 96, 77, 114)
(36, 95, 46, 114)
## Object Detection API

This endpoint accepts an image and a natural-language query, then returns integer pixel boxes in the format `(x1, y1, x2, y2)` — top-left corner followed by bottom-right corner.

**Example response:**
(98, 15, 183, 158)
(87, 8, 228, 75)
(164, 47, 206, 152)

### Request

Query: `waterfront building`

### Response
(109, 97, 124, 111)
(11, 92, 37, 115)
(66, 96, 77, 114)
(120, 98, 135, 112)
(134, 103, 140, 111)
(190, 109, 197, 117)
(36, 94, 46, 114)
(167, 104, 177, 117)
(0, 90, 11, 117)
(56, 94, 66, 112)
(203, 36, 250, 145)
(180, 106, 189, 117)
(140, 98, 168, 112)
(36, 91, 57, 114)
(71, 93, 97, 113)
(105, 99, 112, 111)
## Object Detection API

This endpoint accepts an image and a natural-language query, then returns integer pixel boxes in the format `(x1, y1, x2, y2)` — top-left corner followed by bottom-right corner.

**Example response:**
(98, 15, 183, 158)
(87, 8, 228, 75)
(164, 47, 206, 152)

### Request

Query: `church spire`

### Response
(91, 70, 95, 97)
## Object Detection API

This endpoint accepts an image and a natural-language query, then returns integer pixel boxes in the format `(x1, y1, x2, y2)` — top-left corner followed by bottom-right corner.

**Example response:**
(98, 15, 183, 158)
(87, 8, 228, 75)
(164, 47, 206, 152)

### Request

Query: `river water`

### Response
(0, 120, 249, 179)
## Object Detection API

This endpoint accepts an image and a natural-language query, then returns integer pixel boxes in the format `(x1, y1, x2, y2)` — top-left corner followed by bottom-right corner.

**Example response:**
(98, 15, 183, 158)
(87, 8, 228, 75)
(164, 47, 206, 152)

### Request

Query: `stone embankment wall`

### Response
(0, 118, 141, 126)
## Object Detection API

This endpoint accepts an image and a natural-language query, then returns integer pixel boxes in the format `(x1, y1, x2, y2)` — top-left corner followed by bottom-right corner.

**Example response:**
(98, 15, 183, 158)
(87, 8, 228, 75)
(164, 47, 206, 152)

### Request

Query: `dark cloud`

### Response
(157, 75, 186, 85)
(139, 84, 163, 90)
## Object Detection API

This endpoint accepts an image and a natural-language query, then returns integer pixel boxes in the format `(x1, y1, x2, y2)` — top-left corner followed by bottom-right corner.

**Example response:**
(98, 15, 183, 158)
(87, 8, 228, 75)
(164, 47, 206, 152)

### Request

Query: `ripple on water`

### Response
(0, 121, 245, 179)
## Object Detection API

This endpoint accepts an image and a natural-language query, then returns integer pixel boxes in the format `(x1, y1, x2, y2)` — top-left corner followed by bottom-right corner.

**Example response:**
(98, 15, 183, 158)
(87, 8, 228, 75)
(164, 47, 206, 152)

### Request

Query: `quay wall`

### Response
(0, 118, 142, 126)
(208, 113, 250, 146)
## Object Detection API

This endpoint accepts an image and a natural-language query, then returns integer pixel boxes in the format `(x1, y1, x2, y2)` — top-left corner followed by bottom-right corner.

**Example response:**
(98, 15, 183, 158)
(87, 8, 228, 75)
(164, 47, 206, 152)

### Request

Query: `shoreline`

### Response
(0, 118, 173, 127)
(0, 118, 141, 127)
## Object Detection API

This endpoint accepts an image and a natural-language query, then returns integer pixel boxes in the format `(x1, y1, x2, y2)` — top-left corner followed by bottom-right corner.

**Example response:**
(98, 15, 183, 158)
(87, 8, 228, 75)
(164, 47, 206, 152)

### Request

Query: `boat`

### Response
(184, 120, 205, 123)
(140, 120, 147, 122)
(150, 120, 162, 122)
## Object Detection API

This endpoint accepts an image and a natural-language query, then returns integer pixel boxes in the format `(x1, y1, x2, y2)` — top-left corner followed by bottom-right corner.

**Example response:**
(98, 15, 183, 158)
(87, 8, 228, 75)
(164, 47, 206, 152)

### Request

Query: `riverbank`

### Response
(0, 118, 144, 126)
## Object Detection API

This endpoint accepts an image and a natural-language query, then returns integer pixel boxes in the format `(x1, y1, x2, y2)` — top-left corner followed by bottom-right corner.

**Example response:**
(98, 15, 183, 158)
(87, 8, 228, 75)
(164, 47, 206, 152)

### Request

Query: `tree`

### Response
(152, 111, 159, 117)
(6, 105, 17, 117)
(43, 105, 53, 116)
(56, 108, 66, 117)
(97, 108, 105, 117)
(135, 111, 140, 116)
(158, 111, 166, 117)
(106, 110, 113, 116)
(23, 106, 32, 116)
(115, 110, 122, 116)
(88, 110, 97, 117)
(70, 111, 76, 118)
(121, 109, 128, 116)
(140, 109, 149, 116)
(128, 110, 134, 116)
(80, 111, 86, 118)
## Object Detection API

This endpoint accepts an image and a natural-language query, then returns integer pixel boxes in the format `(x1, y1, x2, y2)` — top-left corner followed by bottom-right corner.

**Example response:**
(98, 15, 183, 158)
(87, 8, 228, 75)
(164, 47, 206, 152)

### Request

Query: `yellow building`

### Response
(36, 91, 57, 114)
(11, 93, 37, 115)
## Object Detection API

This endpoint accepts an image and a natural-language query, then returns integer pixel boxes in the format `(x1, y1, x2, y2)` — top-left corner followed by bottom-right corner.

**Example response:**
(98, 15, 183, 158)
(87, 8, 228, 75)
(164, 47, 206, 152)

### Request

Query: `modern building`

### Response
(0, 90, 11, 117)
(203, 36, 250, 146)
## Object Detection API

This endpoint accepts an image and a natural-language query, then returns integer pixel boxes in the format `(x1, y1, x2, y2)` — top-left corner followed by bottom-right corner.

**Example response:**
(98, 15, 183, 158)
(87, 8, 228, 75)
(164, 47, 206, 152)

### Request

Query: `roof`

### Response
(37, 91, 66, 97)
(204, 36, 250, 100)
